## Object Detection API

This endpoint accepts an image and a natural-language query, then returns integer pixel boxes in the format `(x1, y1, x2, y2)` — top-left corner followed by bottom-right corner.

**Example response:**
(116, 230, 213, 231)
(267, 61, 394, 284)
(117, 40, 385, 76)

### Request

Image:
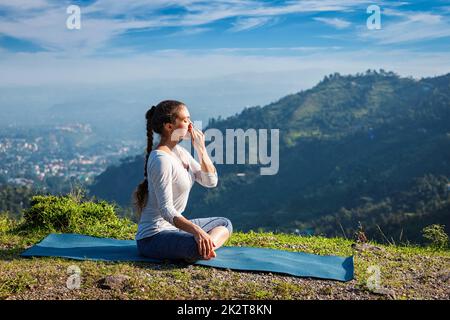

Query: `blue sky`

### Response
(1, 0, 449, 54)
(0, 0, 449, 124)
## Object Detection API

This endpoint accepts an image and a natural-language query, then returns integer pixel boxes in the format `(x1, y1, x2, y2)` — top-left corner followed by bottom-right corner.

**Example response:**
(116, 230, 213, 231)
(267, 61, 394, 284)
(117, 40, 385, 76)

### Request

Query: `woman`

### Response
(133, 100, 233, 263)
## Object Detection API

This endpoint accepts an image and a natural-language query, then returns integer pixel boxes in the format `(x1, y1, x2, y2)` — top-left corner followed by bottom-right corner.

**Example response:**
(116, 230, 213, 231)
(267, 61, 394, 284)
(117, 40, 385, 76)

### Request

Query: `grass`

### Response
(0, 226, 449, 300)
(0, 195, 448, 300)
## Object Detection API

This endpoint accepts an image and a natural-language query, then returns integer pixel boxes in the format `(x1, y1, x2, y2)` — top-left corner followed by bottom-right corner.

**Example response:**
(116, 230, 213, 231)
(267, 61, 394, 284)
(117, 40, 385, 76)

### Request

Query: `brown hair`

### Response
(133, 100, 186, 219)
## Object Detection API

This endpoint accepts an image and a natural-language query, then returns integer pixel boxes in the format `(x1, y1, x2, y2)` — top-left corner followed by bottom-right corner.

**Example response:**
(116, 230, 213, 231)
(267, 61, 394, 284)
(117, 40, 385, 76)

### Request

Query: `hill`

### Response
(89, 70, 450, 244)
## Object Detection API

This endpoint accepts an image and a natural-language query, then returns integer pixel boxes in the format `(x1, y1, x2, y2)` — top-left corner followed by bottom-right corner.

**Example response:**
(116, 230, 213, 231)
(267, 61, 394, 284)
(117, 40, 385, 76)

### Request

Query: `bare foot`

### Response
(185, 249, 216, 263)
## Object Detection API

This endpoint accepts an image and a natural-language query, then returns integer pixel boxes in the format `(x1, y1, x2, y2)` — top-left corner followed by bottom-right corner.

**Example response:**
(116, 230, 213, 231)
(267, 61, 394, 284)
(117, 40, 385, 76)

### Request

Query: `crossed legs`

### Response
(205, 226, 231, 259)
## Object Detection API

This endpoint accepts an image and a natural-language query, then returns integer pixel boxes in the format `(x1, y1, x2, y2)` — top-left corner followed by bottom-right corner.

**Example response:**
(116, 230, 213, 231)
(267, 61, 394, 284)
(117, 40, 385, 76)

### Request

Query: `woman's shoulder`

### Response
(148, 149, 173, 168)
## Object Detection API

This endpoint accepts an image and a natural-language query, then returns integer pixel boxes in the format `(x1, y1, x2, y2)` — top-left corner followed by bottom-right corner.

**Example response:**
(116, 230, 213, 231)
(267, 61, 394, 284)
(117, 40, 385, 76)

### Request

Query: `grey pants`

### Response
(136, 217, 233, 262)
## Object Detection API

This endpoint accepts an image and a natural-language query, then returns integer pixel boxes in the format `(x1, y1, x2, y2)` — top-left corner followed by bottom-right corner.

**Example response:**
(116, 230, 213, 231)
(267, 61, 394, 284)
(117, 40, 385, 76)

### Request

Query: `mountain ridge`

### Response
(89, 70, 450, 244)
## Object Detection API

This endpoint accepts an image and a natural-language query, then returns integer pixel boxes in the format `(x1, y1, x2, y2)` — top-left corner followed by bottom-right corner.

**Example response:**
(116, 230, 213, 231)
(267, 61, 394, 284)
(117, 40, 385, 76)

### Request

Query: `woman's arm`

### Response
(185, 124, 218, 187)
(190, 123, 217, 174)
(196, 145, 216, 174)
(173, 215, 201, 234)
(183, 147, 218, 188)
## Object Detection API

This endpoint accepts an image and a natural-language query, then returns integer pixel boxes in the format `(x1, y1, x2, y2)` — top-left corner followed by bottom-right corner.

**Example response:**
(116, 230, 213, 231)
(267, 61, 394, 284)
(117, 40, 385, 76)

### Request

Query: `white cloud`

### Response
(314, 17, 351, 29)
(228, 16, 278, 32)
(167, 27, 212, 37)
(359, 9, 450, 44)
(1, 45, 448, 125)
(0, 0, 377, 53)
(1, 47, 448, 87)
(0, 0, 51, 10)
(175, 0, 375, 27)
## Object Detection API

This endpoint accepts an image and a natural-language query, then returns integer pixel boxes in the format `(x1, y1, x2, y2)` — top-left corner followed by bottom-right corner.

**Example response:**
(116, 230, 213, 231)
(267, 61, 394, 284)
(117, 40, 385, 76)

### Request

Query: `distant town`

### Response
(0, 123, 142, 190)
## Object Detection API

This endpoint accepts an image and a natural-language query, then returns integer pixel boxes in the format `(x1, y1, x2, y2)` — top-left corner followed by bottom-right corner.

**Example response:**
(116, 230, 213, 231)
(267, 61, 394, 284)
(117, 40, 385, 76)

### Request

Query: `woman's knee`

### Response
(221, 217, 233, 236)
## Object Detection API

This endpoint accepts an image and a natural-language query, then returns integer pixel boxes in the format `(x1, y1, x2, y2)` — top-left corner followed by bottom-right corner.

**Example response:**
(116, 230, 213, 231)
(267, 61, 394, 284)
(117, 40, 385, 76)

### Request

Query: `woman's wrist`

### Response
(194, 145, 207, 156)
(173, 216, 203, 235)
(191, 223, 203, 235)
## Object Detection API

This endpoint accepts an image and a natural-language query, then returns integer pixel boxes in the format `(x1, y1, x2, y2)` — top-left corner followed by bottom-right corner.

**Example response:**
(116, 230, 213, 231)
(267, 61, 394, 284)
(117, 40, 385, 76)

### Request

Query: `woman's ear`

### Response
(163, 122, 173, 132)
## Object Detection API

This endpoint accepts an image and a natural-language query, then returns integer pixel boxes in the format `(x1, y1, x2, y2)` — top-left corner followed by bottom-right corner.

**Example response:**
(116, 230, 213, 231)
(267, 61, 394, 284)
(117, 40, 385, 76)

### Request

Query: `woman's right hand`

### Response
(193, 228, 216, 259)
(188, 122, 206, 153)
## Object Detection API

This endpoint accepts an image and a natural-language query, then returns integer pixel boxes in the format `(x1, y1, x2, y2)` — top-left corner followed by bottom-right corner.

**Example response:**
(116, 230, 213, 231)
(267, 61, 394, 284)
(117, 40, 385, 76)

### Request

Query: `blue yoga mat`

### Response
(21, 233, 354, 282)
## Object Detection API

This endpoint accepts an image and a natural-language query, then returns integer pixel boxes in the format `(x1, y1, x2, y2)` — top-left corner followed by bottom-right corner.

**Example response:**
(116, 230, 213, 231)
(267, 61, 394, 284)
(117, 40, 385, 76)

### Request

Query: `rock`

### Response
(351, 243, 385, 252)
(98, 275, 131, 290)
(415, 275, 428, 284)
(437, 272, 450, 282)
(372, 288, 396, 299)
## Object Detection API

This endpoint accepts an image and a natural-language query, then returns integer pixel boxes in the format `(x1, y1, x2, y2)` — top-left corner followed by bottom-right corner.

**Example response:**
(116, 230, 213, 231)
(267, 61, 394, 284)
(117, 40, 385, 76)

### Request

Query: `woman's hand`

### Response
(188, 121, 217, 175)
(193, 228, 217, 260)
(188, 122, 206, 152)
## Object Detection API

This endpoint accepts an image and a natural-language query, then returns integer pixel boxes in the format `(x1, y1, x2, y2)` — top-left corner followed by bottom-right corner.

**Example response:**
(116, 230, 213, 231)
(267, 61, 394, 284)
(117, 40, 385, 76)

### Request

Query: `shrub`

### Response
(0, 212, 17, 233)
(22, 195, 136, 239)
(422, 224, 449, 249)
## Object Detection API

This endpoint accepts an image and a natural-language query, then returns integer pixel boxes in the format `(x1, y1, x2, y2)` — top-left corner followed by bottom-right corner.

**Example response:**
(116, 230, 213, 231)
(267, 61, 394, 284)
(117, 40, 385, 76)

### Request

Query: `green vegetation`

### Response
(1, 70, 449, 299)
(88, 71, 450, 245)
(0, 185, 36, 219)
(21, 193, 136, 240)
(306, 174, 450, 245)
(0, 194, 449, 300)
(422, 224, 449, 249)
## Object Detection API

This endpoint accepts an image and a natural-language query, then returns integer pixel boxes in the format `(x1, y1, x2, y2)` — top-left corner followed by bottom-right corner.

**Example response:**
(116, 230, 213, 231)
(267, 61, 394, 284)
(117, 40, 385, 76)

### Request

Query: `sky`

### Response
(0, 0, 449, 127)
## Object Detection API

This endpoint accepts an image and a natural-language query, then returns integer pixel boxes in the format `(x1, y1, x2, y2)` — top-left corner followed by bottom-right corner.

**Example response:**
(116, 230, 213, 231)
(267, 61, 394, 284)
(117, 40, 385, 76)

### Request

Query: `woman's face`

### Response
(171, 105, 192, 142)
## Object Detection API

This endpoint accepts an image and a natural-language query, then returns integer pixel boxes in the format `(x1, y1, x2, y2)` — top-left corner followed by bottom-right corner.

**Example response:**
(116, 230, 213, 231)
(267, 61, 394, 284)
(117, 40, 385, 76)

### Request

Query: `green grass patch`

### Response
(0, 195, 448, 300)
(16, 194, 136, 240)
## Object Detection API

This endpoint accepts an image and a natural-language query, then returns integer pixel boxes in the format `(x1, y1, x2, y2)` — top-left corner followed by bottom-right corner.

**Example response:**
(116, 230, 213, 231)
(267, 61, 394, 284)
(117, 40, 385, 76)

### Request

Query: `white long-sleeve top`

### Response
(135, 144, 218, 241)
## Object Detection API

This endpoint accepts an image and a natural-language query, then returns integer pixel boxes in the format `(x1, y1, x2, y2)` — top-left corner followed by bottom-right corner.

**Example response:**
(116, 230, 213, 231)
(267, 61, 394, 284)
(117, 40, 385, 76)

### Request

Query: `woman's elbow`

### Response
(204, 177, 218, 188)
